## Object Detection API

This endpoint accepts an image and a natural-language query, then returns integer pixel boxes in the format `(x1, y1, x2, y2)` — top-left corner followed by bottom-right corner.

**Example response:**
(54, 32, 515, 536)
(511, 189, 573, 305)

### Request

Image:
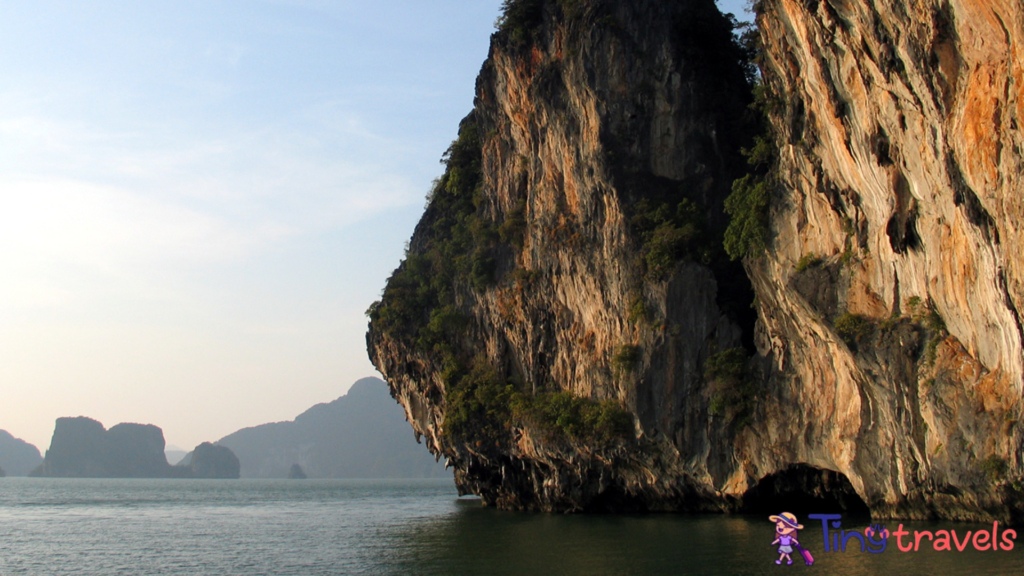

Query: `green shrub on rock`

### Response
(442, 355, 634, 447)
(611, 344, 640, 374)
(724, 174, 770, 260)
(512, 392, 634, 443)
(833, 313, 874, 348)
(705, 347, 756, 426)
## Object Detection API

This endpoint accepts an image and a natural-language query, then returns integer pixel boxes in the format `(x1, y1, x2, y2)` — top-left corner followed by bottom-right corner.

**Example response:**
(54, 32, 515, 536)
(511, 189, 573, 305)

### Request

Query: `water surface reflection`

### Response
(389, 498, 1024, 576)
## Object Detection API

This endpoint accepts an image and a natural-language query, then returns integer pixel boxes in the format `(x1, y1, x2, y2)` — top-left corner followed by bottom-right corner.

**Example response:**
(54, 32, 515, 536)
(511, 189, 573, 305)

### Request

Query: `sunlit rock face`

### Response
(751, 0, 1024, 520)
(369, 0, 1024, 520)
(368, 0, 755, 512)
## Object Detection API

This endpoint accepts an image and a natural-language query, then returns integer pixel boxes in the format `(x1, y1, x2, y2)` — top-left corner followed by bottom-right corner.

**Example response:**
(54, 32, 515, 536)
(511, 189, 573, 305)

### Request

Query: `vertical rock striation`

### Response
(748, 0, 1024, 520)
(369, 0, 756, 512)
(368, 0, 1024, 521)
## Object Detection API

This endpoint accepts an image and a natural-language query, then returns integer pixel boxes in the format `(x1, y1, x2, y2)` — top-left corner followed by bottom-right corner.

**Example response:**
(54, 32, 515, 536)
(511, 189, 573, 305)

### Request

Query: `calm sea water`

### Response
(0, 478, 1020, 575)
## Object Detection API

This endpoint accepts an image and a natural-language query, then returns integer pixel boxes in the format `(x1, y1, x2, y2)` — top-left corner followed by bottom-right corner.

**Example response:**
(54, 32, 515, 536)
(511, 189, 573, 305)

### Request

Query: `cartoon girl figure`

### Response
(770, 512, 804, 565)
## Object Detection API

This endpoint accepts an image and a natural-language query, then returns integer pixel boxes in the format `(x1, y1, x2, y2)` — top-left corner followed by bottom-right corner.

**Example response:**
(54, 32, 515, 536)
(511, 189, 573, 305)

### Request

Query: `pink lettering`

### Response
(895, 524, 913, 552)
(973, 529, 990, 551)
(1002, 529, 1017, 551)
(914, 530, 933, 551)
(933, 530, 951, 551)
(951, 530, 973, 552)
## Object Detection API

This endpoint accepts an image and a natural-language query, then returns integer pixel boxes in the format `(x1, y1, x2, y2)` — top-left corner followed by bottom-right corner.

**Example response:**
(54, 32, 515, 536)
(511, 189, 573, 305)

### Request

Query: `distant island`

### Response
(217, 377, 449, 479)
(0, 430, 43, 476)
(164, 445, 189, 466)
(30, 417, 239, 479)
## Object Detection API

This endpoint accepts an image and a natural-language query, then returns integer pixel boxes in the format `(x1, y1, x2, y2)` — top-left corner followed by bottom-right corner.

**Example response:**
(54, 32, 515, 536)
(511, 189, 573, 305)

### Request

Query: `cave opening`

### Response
(740, 464, 870, 518)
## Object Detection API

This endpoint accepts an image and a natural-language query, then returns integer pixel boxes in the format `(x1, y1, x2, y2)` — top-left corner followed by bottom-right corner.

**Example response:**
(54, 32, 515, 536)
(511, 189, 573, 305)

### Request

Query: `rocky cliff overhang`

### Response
(368, 0, 1024, 521)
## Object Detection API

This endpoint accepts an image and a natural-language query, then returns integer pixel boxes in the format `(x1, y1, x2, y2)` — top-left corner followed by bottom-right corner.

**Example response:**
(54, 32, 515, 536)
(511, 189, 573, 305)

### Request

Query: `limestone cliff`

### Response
(32, 417, 173, 478)
(749, 0, 1024, 520)
(369, 0, 756, 512)
(31, 417, 241, 480)
(367, 0, 1024, 521)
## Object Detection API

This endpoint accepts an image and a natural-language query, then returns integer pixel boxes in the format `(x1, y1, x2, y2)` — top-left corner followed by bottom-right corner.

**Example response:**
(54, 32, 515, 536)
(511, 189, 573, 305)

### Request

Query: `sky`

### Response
(0, 0, 752, 452)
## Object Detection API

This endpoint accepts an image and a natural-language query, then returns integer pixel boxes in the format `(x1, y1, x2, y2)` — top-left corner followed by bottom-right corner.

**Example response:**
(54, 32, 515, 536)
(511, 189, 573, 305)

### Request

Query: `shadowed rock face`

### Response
(31, 417, 172, 478)
(184, 442, 240, 479)
(106, 423, 174, 477)
(0, 430, 42, 476)
(31, 417, 240, 480)
(369, 0, 1024, 520)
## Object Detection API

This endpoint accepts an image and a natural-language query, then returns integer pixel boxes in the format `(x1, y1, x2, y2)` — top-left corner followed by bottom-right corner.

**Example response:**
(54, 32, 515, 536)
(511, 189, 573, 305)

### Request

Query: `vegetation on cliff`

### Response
(367, 0, 782, 512)
(705, 347, 756, 426)
(722, 23, 775, 262)
(496, 0, 584, 46)
(367, 114, 636, 450)
(444, 356, 634, 449)
(367, 0, 1024, 521)
(629, 198, 707, 281)
(367, 116, 493, 348)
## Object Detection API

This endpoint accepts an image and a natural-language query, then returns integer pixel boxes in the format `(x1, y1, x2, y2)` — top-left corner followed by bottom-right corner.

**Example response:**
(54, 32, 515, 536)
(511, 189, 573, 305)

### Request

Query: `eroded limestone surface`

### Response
(368, 0, 1024, 521)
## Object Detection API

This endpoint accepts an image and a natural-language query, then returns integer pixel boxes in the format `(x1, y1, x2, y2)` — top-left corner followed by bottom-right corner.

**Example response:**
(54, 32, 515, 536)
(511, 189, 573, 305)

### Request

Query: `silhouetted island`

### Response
(30, 417, 240, 479)
(181, 442, 241, 479)
(288, 464, 307, 479)
(217, 377, 448, 479)
(0, 430, 43, 476)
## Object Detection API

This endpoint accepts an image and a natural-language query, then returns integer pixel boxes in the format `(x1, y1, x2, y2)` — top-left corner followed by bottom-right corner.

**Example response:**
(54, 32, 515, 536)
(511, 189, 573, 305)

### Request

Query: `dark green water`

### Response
(0, 478, 1019, 575)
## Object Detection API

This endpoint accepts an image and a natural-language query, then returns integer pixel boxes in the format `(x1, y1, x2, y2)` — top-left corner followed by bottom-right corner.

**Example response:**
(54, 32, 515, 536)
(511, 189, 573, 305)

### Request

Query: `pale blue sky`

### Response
(0, 0, 752, 451)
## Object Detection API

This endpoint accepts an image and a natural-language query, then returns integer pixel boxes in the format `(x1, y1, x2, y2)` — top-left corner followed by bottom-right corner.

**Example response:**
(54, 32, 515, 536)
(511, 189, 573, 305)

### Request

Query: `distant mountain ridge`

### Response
(217, 377, 448, 478)
(0, 430, 43, 476)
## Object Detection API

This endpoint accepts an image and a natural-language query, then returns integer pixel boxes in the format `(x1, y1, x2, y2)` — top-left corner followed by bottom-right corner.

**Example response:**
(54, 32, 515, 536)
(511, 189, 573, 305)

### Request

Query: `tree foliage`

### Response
(724, 174, 770, 260)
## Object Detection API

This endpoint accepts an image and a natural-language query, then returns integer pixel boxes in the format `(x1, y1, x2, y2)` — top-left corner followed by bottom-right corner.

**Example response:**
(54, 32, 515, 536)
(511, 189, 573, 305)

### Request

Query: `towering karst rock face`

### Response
(749, 0, 1024, 520)
(368, 0, 1024, 521)
(369, 0, 756, 512)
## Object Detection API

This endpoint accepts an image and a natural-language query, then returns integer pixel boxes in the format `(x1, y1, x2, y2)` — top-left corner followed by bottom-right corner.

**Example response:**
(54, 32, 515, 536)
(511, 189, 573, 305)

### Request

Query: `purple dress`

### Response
(777, 534, 794, 554)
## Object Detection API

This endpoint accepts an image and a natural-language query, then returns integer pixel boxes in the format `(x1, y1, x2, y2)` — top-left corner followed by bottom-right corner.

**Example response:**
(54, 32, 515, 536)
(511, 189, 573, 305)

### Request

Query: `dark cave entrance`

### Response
(740, 464, 870, 518)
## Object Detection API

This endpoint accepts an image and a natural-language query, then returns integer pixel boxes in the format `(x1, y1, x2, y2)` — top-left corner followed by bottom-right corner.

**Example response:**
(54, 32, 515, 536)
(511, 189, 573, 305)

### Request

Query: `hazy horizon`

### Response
(1, 0, 751, 452)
